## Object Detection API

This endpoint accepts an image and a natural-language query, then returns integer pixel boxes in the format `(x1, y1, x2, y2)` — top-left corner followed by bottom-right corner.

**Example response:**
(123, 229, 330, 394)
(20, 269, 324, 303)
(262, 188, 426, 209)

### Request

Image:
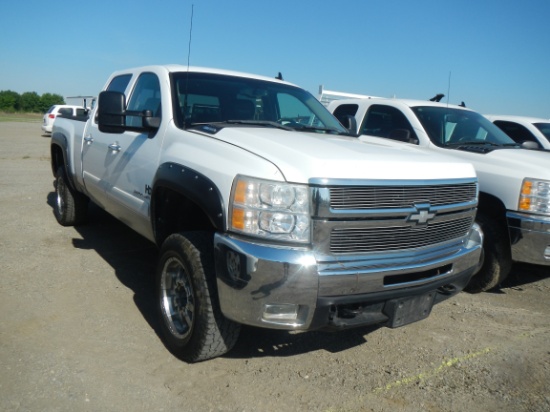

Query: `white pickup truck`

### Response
(484, 115, 550, 151)
(325, 93, 550, 292)
(50, 65, 482, 362)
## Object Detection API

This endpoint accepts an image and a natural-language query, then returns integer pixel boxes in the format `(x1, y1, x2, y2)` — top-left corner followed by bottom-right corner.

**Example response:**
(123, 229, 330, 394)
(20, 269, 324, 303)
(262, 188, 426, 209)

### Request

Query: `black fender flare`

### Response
(50, 132, 81, 193)
(151, 162, 226, 233)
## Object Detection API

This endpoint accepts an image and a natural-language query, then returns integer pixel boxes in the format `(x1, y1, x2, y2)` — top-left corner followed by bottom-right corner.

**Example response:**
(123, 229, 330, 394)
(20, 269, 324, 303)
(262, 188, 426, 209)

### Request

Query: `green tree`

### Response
(0, 90, 21, 112)
(19, 91, 41, 112)
(40, 93, 65, 112)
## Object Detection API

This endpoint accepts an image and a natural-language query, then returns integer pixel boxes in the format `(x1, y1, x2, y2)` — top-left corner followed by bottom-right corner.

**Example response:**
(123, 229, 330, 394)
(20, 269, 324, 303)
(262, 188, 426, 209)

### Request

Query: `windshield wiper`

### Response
(224, 120, 294, 131)
(445, 141, 501, 147)
(289, 124, 347, 135)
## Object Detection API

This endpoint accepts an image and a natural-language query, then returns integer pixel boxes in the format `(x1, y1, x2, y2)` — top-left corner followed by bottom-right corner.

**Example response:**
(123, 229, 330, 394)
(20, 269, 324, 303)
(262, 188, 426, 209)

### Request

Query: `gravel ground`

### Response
(1, 121, 549, 412)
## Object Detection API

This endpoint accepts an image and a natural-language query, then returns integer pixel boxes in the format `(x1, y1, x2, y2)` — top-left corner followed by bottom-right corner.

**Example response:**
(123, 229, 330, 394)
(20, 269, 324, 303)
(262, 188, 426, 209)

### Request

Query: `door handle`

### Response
(84, 135, 93, 144)
(108, 143, 121, 152)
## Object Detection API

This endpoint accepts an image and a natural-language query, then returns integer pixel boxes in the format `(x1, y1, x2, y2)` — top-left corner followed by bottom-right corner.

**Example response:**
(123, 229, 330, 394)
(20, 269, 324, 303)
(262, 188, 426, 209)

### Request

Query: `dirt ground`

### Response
(1, 121, 549, 412)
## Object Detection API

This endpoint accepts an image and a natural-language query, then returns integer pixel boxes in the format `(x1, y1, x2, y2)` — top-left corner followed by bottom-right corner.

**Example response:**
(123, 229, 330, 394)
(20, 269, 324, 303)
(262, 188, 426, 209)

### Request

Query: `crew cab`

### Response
(326, 94, 550, 292)
(50, 66, 482, 362)
(485, 115, 550, 151)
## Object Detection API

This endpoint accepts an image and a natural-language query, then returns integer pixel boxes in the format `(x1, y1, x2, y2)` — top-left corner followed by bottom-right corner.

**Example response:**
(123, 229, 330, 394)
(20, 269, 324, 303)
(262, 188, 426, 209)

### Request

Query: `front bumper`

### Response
(507, 211, 550, 266)
(214, 224, 483, 331)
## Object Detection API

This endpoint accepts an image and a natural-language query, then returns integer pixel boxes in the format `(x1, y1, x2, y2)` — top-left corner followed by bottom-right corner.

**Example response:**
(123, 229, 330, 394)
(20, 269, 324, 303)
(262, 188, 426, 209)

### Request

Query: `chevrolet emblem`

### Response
(408, 205, 436, 225)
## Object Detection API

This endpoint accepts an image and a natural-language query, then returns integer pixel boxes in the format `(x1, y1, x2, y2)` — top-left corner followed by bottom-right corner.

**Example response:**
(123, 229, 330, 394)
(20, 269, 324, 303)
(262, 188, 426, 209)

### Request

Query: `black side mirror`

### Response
(97, 91, 126, 134)
(142, 110, 161, 129)
(388, 128, 419, 144)
(338, 115, 357, 135)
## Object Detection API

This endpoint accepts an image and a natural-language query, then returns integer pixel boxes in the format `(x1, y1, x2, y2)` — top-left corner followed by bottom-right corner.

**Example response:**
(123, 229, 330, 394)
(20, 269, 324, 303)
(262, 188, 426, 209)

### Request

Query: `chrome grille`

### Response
(330, 183, 477, 210)
(330, 216, 474, 254)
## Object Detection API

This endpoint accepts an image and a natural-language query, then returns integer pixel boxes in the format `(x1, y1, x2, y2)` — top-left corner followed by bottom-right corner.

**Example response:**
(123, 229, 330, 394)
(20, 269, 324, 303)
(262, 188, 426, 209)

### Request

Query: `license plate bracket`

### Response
(384, 292, 436, 328)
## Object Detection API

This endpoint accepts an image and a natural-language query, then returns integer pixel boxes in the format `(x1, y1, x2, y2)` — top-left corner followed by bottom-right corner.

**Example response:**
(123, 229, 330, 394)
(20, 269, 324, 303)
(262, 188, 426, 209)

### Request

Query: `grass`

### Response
(0, 112, 43, 123)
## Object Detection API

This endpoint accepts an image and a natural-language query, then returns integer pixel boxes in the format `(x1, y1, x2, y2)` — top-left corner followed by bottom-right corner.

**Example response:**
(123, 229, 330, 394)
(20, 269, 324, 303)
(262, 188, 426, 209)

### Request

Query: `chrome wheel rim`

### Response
(160, 257, 195, 339)
(55, 176, 65, 216)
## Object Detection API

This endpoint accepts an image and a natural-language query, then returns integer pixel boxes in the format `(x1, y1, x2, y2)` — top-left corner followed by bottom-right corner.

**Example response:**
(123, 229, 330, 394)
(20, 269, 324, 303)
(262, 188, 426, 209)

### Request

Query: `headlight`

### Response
(230, 175, 310, 243)
(519, 178, 550, 215)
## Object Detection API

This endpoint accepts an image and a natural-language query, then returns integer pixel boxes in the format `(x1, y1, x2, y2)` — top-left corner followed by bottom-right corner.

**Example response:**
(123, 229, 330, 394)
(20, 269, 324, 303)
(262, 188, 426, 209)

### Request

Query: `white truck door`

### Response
(83, 72, 164, 239)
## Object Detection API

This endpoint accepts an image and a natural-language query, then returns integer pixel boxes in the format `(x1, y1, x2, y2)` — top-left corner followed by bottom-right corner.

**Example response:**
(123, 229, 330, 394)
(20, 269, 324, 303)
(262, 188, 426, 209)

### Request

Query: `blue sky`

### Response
(1, 0, 549, 117)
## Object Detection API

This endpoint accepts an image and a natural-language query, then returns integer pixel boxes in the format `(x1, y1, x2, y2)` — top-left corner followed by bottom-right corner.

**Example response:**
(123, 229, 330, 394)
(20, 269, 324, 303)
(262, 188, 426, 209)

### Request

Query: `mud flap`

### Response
(384, 292, 436, 328)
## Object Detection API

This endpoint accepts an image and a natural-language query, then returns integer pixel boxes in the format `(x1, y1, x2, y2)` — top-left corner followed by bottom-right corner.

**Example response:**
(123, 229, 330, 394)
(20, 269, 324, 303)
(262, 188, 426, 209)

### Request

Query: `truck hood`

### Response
(209, 127, 476, 183)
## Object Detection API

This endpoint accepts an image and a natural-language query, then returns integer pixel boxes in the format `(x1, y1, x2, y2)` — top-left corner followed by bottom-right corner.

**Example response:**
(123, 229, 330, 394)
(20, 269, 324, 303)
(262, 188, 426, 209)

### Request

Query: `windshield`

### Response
(411, 106, 517, 147)
(534, 123, 550, 143)
(171, 72, 346, 133)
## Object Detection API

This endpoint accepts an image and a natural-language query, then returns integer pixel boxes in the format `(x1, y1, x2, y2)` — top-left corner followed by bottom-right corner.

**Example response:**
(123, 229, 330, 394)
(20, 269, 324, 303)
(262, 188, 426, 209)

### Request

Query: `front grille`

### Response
(330, 183, 477, 210)
(330, 216, 474, 254)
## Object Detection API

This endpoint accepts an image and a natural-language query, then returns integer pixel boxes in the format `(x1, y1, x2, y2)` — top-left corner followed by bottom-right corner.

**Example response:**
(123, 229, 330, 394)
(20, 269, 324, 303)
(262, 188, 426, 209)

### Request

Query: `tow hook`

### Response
(438, 284, 456, 295)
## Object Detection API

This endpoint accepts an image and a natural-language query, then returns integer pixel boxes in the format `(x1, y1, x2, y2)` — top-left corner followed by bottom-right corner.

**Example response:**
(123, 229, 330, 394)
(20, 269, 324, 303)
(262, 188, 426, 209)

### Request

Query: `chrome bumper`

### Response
(507, 211, 550, 266)
(214, 224, 483, 331)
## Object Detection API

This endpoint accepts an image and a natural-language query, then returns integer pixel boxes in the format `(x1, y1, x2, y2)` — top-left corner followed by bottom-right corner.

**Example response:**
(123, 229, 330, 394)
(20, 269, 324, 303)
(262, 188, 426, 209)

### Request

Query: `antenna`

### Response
(447, 71, 451, 106)
(187, 4, 194, 69)
(183, 4, 194, 128)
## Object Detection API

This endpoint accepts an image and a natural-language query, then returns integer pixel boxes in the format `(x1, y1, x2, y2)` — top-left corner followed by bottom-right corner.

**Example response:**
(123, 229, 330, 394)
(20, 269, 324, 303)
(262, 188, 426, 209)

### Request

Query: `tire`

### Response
(156, 232, 240, 362)
(54, 166, 88, 226)
(465, 212, 512, 293)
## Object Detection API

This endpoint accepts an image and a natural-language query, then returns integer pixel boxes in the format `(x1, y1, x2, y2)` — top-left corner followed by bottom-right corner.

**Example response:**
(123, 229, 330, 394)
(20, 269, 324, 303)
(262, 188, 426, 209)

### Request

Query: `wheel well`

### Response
(477, 192, 507, 223)
(50, 144, 64, 175)
(152, 187, 218, 246)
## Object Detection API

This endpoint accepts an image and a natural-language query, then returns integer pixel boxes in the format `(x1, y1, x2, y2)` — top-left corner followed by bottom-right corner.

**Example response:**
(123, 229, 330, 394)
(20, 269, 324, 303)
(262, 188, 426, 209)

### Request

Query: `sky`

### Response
(1, 0, 549, 118)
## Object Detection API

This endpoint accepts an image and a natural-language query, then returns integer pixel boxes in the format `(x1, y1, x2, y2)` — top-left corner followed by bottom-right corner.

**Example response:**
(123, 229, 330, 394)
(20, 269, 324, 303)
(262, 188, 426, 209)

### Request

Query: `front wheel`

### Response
(465, 213, 512, 293)
(156, 232, 240, 362)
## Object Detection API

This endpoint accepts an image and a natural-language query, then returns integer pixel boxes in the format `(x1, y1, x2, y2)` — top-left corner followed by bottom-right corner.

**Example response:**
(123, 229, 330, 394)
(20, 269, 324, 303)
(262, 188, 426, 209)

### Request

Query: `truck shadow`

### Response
(46, 194, 377, 359)
(496, 262, 550, 293)
(46, 194, 161, 335)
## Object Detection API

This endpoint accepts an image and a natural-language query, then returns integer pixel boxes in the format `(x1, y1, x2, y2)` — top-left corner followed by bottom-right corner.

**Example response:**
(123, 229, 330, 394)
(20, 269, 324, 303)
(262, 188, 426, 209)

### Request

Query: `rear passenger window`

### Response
(107, 74, 132, 94)
(58, 107, 73, 116)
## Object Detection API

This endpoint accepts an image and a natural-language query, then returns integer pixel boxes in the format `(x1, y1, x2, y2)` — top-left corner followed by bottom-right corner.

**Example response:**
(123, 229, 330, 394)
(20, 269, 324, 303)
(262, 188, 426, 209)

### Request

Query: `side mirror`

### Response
(338, 115, 357, 135)
(388, 128, 419, 144)
(142, 110, 161, 129)
(521, 141, 540, 150)
(97, 91, 126, 134)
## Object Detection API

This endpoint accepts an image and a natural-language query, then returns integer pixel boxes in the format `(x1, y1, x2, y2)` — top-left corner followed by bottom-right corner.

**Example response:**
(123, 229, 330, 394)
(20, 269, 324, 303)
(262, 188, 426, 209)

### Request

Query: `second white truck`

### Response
(326, 93, 550, 292)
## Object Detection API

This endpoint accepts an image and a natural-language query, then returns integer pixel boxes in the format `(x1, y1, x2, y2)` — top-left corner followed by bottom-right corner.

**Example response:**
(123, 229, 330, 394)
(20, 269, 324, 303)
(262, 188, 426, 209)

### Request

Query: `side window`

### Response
(361, 105, 418, 143)
(493, 120, 538, 144)
(58, 107, 73, 116)
(107, 74, 132, 94)
(126, 72, 161, 127)
(333, 104, 358, 128)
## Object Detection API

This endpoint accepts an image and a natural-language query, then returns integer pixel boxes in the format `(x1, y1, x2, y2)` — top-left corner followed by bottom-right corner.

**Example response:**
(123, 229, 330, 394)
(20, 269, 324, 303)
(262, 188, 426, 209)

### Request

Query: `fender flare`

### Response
(151, 162, 226, 233)
(50, 132, 81, 193)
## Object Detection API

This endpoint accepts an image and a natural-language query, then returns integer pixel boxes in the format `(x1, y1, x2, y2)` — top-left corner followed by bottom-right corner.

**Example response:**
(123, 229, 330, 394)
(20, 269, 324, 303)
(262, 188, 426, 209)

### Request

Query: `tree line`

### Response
(0, 90, 65, 113)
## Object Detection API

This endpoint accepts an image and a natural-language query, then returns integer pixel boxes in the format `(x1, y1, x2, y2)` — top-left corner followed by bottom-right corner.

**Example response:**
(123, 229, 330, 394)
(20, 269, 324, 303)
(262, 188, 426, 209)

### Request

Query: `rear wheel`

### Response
(466, 212, 512, 293)
(54, 166, 88, 226)
(156, 232, 240, 362)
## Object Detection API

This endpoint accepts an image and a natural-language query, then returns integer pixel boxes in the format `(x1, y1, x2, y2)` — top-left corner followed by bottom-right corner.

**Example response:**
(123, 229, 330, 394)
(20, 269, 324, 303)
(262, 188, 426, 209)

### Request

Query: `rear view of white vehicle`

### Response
(485, 115, 550, 151)
(41, 104, 85, 134)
